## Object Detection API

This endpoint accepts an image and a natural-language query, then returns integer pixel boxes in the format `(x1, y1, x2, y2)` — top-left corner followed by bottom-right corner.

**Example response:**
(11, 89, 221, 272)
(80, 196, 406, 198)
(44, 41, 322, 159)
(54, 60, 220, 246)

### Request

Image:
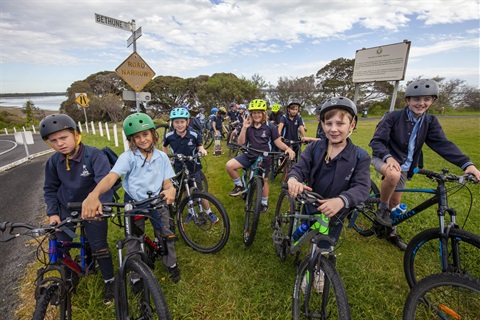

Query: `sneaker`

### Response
(168, 265, 181, 283)
(184, 213, 193, 223)
(261, 204, 269, 214)
(375, 208, 393, 227)
(103, 280, 115, 304)
(229, 185, 246, 197)
(386, 234, 407, 251)
(301, 269, 325, 294)
(208, 212, 219, 224)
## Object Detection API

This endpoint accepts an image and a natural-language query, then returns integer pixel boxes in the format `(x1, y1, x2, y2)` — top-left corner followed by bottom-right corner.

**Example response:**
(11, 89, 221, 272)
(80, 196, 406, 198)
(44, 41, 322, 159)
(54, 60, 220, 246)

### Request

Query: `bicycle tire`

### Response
(199, 170, 209, 192)
(228, 144, 239, 159)
(272, 189, 295, 261)
(293, 254, 351, 320)
(177, 191, 230, 253)
(203, 131, 214, 149)
(115, 258, 171, 320)
(32, 284, 71, 320)
(402, 272, 480, 320)
(350, 180, 380, 237)
(243, 176, 263, 246)
(156, 123, 170, 144)
(404, 227, 480, 288)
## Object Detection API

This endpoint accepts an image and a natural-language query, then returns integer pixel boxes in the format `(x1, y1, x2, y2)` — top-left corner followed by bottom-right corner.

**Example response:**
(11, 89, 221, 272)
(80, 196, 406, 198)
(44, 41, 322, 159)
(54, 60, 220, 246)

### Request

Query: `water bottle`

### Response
(390, 203, 407, 219)
(292, 223, 309, 241)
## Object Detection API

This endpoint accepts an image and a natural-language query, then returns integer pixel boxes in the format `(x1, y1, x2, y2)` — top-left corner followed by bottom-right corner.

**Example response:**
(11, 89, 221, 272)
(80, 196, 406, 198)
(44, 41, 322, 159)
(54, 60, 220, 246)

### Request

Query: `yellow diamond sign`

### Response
(75, 93, 90, 107)
(116, 52, 155, 92)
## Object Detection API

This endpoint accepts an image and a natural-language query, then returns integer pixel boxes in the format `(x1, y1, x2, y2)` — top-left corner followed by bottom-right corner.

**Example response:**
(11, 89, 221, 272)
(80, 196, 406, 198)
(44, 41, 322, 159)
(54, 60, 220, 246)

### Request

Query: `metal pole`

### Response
(389, 81, 400, 111)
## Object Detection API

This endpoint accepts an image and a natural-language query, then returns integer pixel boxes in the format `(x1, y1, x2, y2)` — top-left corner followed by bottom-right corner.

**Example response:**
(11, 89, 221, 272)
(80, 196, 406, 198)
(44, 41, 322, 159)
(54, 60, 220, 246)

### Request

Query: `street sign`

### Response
(127, 27, 142, 48)
(122, 91, 151, 101)
(75, 93, 90, 108)
(116, 52, 155, 92)
(95, 13, 132, 32)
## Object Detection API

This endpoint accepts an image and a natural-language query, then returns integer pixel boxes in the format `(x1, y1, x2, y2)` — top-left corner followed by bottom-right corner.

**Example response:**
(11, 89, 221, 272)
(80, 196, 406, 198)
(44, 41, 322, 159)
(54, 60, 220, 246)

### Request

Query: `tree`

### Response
(315, 58, 355, 99)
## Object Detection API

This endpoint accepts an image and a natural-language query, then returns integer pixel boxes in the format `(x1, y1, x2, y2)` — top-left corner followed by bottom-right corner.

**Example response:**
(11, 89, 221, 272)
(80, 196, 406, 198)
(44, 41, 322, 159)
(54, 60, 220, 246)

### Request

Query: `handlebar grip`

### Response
(67, 202, 83, 210)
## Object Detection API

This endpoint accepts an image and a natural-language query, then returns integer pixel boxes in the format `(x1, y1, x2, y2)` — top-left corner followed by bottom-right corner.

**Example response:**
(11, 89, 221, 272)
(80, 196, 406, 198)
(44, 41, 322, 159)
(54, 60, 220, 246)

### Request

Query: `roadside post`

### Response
(75, 93, 90, 133)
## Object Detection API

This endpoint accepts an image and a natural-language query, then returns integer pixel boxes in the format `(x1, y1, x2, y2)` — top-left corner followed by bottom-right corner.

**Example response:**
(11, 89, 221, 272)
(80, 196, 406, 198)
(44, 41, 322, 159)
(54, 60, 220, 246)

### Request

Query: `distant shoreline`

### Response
(0, 92, 66, 98)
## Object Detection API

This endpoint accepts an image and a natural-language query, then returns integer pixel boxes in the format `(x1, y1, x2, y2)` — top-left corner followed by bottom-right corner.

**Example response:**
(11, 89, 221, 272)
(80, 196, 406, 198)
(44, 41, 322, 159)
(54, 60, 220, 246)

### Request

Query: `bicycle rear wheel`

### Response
(177, 191, 230, 253)
(404, 227, 480, 288)
(293, 254, 351, 320)
(349, 180, 380, 237)
(243, 176, 263, 246)
(115, 258, 171, 320)
(203, 130, 214, 149)
(402, 272, 480, 320)
(32, 282, 72, 320)
(272, 189, 295, 261)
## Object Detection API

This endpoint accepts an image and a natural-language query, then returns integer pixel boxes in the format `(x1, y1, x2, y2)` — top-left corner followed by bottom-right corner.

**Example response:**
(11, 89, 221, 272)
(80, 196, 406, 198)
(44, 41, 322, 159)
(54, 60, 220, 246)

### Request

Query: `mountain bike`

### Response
(168, 152, 230, 253)
(275, 190, 351, 319)
(402, 272, 480, 320)
(348, 168, 479, 288)
(269, 139, 307, 183)
(229, 143, 284, 246)
(226, 123, 243, 159)
(67, 195, 171, 320)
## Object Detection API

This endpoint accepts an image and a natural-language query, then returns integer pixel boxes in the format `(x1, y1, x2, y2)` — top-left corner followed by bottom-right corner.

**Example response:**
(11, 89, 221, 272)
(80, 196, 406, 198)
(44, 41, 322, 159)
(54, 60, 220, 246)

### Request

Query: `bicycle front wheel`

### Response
(402, 272, 480, 320)
(272, 189, 295, 261)
(243, 176, 263, 246)
(203, 131, 214, 149)
(177, 191, 230, 253)
(32, 283, 72, 320)
(293, 254, 351, 320)
(115, 258, 171, 320)
(404, 227, 480, 288)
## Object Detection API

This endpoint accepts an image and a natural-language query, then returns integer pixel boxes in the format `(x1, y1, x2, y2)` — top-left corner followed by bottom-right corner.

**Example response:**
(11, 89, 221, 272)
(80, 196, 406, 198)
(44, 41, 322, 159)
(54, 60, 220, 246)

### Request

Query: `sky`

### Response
(0, 0, 479, 93)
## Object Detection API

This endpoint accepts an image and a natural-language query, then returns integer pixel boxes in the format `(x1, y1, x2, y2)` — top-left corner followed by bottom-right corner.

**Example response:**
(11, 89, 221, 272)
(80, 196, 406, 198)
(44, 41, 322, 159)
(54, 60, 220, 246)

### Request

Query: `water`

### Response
(0, 95, 67, 111)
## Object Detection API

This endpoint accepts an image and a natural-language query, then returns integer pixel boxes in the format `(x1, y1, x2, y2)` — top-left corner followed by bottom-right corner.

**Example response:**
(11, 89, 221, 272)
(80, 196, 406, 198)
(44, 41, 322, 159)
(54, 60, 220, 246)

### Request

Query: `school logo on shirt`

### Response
(261, 130, 267, 138)
(80, 165, 91, 177)
(188, 139, 194, 146)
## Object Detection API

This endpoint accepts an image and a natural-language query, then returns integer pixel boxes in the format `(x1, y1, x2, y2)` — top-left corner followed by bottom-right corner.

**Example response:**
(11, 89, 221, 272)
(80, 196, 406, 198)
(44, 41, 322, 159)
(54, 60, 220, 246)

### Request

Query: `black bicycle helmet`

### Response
(319, 97, 357, 122)
(39, 114, 77, 140)
(405, 79, 439, 99)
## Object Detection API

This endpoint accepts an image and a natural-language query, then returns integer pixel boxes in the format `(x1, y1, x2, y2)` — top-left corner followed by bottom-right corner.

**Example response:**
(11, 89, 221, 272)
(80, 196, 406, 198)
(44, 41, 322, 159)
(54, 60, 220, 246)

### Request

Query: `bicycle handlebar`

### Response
(281, 185, 324, 206)
(414, 168, 479, 184)
(227, 143, 285, 157)
(67, 193, 166, 213)
(167, 152, 204, 162)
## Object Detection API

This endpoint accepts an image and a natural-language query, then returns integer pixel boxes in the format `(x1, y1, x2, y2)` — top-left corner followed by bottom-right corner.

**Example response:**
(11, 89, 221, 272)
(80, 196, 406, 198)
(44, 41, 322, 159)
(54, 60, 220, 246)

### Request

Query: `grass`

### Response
(14, 115, 480, 319)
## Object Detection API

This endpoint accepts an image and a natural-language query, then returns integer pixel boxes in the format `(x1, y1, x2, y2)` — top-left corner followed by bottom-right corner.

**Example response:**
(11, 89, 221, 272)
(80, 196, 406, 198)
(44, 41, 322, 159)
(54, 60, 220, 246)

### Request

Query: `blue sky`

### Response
(0, 0, 479, 93)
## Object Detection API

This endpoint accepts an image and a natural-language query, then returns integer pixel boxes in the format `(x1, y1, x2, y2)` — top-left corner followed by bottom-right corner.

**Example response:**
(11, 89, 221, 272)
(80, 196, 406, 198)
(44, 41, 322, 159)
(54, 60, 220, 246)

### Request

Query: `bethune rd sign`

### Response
(116, 52, 155, 92)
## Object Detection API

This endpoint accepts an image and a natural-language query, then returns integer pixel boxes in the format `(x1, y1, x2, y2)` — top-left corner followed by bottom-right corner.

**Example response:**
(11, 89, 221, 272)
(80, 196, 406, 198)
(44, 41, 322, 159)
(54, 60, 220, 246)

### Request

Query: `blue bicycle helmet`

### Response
(170, 107, 190, 120)
(211, 107, 219, 114)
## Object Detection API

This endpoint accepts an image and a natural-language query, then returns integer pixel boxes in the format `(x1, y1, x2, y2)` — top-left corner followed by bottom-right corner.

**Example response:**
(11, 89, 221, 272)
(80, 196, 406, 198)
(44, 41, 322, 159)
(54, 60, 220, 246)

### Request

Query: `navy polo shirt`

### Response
(280, 114, 304, 141)
(163, 128, 202, 172)
(245, 122, 280, 159)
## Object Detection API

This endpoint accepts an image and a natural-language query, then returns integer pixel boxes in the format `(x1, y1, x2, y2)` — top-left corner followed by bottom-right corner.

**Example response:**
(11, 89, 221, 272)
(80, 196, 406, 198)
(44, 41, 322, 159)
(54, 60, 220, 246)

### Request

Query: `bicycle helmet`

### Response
(123, 113, 155, 137)
(287, 98, 301, 108)
(319, 97, 357, 122)
(170, 107, 190, 120)
(248, 99, 267, 111)
(199, 108, 205, 112)
(405, 79, 439, 98)
(271, 103, 281, 112)
(238, 104, 246, 110)
(218, 107, 227, 114)
(40, 114, 77, 140)
(211, 107, 219, 114)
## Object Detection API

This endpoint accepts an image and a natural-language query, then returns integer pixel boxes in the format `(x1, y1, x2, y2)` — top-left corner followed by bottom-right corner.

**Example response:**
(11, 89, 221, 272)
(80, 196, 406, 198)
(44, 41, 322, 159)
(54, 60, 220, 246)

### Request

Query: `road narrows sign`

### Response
(75, 93, 90, 107)
(115, 52, 155, 92)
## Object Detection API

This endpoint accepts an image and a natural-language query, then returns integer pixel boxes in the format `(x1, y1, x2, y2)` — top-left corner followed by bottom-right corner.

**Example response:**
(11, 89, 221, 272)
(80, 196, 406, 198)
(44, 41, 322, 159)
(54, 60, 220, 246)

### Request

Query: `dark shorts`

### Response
(235, 153, 271, 176)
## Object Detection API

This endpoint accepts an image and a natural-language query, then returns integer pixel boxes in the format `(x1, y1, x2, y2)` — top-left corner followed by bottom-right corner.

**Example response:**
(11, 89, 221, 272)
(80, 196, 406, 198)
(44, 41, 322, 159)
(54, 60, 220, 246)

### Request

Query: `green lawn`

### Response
(16, 115, 480, 319)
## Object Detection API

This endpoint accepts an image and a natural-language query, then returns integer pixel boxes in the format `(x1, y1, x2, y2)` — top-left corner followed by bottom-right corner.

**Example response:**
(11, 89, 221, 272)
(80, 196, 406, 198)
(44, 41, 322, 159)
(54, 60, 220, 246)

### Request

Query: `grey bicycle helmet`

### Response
(319, 97, 357, 122)
(287, 98, 301, 108)
(39, 114, 77, 140)
(405, 79, 439, 99)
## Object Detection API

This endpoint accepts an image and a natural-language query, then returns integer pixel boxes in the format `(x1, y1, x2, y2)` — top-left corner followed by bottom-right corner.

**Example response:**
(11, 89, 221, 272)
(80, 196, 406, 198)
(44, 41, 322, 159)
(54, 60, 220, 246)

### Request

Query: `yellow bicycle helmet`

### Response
(218, 107, 227, 114)
(271, 103, 281, 113)
(248, 99, 267, 111)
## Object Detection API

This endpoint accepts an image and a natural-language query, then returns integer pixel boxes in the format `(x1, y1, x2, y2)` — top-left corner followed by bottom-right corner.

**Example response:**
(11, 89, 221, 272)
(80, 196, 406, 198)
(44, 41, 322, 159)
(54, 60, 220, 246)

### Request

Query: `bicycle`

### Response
(269, 139, 307, 183)
(168, 152, 230, 253)
(68, 195, 171, 320)
(226, 123, 243, 159)
(348, 168, 480, 288)
(228, 143, 286, 246)
(402, 272, 480, 320)
(274, 190, 351, 319)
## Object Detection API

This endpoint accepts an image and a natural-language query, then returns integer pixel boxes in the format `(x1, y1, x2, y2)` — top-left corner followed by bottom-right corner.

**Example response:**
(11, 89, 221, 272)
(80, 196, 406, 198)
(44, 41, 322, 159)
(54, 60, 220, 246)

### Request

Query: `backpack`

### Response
(204, 115, 215, 130)
(83, 146, 122, 201)
(189, 117, 203, 133)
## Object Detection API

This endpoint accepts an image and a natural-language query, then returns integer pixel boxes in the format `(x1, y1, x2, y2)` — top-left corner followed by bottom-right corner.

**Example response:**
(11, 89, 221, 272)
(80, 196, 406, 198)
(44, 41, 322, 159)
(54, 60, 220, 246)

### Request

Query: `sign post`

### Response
(75, 93, 90, 133)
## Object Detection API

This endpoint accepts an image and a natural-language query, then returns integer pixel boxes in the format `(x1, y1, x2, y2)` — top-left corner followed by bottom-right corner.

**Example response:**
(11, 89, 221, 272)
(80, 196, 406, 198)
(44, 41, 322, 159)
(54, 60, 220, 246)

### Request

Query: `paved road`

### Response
(0, 153, 51, 319)
(0, 134, 52, 171)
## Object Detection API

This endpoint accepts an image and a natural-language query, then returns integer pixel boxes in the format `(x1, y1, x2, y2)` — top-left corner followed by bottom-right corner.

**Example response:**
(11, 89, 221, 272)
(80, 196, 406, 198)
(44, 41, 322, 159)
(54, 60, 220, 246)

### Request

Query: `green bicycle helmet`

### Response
(170, 107, 190, 120)
(271, 103, 281, 112)
(123, 113, 155, 137)
(405, 79, 439, 99)
(248, 99, 267, 111)
(39, 114, 77, 140)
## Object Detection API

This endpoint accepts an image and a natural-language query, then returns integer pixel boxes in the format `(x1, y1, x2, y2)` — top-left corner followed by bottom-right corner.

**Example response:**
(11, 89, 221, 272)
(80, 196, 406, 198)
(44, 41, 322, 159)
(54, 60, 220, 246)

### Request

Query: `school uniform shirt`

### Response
(212, 114, 224, 132)
(287, 139, 371, 215)
(163, 128, 203, 173)
(279, 114, 304, 141)
(44, 143, 113, 218)
(111, 147, 175, 201)
(369, 106, 473, 179)
(245, 122, 280, 160)
(268, 111, 283, 124)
